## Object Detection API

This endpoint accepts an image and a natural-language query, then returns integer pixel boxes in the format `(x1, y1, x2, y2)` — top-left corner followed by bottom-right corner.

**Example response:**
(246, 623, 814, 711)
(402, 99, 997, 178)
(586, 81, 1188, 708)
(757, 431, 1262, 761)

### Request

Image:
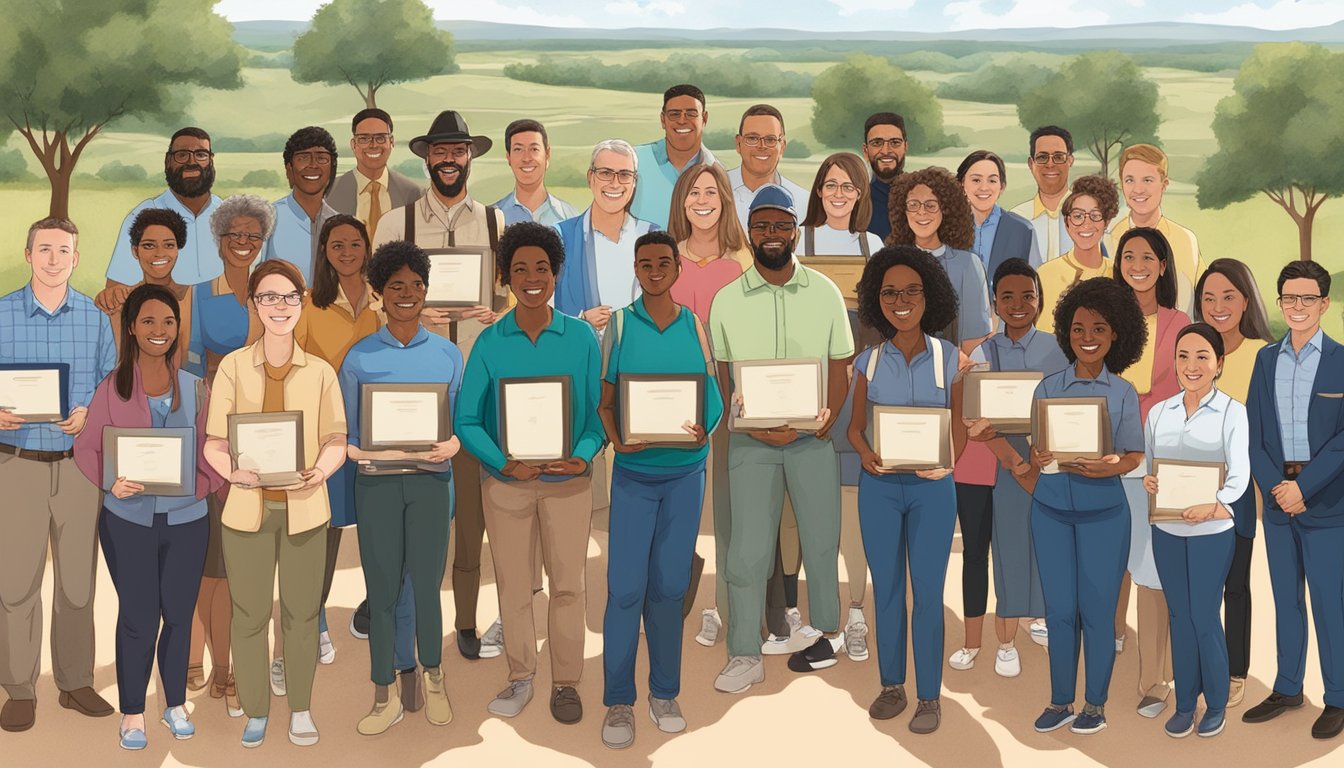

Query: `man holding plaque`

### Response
(0, 218, 117, 733)
(707, 185, 853, 694)
(455, 222, 605, 725)
(1243, 260, 1344, 740)
(339, 241, 463, 735)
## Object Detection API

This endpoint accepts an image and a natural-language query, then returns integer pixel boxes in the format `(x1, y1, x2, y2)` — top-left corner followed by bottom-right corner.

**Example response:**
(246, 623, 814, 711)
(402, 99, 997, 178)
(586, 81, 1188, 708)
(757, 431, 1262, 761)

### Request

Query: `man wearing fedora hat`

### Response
(373, 110, 512, 664)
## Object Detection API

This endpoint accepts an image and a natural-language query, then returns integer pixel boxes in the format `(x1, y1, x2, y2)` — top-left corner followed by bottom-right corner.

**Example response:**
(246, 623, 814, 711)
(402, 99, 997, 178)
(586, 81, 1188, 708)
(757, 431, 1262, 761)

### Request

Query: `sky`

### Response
(215, 0, 1344, 31)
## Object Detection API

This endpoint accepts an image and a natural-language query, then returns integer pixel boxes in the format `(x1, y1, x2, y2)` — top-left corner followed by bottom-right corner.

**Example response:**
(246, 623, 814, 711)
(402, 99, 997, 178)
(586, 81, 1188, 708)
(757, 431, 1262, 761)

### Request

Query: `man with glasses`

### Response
(329, 109, 423, 244)
(628, 84, 721, 229)
(1011, 126, 1076, 262)
(1244, 260, 1344, 740)
(261, 127, 339, 285)
(494, 119, 578, 227)
(728, 105, 808, 231)
(99, 127, 222, 313)
(861, 112, 908, 242)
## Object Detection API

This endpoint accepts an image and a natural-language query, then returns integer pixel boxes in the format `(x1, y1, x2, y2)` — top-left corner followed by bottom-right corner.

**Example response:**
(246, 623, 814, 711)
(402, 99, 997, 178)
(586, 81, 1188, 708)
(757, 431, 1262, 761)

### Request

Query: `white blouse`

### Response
(1143, 387, 1250, 537)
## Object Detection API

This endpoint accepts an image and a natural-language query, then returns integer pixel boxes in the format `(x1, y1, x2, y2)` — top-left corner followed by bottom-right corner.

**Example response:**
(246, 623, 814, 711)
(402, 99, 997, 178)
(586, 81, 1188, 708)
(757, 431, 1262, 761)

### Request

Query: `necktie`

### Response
(366, 180, 383, 243)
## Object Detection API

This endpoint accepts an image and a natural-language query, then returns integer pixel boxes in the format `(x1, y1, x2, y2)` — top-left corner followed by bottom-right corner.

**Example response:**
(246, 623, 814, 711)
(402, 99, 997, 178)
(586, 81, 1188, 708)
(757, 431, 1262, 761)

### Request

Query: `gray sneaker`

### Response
(486, 680, 533, 718)
(713, 656, 764, 694)
(845, 621, 870, 661)
(909, 699, 941, 734)
(648, 695, 686, 733)
(269, 658, 286, 697)
(479, 618, 504, 659)
(694, 609, 721, 647)
(602, 704, 635, 749)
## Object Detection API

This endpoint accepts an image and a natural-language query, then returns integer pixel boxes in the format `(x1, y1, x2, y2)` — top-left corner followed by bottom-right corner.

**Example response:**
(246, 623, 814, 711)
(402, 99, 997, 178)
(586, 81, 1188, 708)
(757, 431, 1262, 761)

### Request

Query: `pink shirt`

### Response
(671, 252, 747, 325)
(1139, 306, 1192, 423)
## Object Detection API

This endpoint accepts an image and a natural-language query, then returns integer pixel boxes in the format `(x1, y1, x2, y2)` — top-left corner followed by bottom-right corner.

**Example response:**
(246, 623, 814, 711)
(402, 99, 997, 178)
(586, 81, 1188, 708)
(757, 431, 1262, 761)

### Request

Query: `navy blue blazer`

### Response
(1247, 331, 1344, 527)
(985, 209, 1037, 281)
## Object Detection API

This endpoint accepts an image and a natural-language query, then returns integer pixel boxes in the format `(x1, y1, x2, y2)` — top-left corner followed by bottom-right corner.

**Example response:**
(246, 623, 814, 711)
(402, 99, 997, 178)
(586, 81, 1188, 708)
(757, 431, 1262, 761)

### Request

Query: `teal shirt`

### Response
(454, 307, 606, 481)
(601, 301, 724, 473)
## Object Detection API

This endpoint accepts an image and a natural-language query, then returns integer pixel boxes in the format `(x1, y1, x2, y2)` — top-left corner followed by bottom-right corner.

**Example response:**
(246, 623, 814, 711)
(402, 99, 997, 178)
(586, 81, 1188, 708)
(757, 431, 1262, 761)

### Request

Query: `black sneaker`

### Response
(787, 634, 843, 672)
(349, 600, 370, 640)
(458, 629, 481, 660)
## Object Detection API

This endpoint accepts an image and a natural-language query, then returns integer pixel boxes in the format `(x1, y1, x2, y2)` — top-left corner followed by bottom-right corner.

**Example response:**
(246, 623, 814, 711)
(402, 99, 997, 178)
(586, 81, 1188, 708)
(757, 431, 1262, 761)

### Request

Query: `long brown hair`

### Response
(1193, 258, 1273, 342)
(115, 284, 181, 411)
(311, 214, 370, 309)
(665, 163, 746, 255)
(803, 152, 872, 232)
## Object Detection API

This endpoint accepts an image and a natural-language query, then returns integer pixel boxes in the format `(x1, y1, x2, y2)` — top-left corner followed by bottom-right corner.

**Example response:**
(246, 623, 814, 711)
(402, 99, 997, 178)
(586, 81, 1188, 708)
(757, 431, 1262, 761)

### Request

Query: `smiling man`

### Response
(495, 119, 578, 227)
(329, 109, 423, 244)
(1105, 144, 1204, 312)
(862, 112, 908, 242)
(1011, 126, 1076, 263)
(261, 127, 340, 286)
(728, 105, 808, 232)
(627, 85, 721, 229)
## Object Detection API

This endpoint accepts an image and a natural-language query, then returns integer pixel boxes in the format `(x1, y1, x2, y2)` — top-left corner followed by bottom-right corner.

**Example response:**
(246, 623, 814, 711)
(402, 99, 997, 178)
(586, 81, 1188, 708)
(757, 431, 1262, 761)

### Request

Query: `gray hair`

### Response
(209, 194, 276, 241)
(589, 139, 637, 173)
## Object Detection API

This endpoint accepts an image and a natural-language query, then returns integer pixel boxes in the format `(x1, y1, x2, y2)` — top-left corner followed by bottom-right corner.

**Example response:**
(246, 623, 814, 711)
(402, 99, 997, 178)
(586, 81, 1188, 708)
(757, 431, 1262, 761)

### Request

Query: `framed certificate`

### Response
(963, 371, 1044, 434)
(1150, 459, 1227, 523)
(360, 383, 450, 451)
(730, 358, 825, 432)
(1031, 397, 1112, 463)
(499, 376, 572, 463)
(804, 255, 866, 307)
(424, 247, 493, 308)
(619, 374, 704, 446)
(227, 411, 305, 488)
(102, 427, 195, 496)
(0, 363, 69, 422)
(870, 406, 953, 472)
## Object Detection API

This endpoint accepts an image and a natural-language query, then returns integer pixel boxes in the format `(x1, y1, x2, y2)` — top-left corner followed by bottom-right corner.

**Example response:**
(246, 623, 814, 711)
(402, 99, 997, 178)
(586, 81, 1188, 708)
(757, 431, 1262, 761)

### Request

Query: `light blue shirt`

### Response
(928, 244, 992, 343)
(106, 189, 223, 285)
(1274, 328, 1323, 462)
(972, 205, 1002, 273)
(628, 139, 719, 229)
(856, 336, 958, 409)
(261, 193, 337, 287)
(727, 166, 808, 232)
(1145, 387, 1249, 537)
(592, 211, 643, 310)
(977, 326, 1070, 377)
(494, 190, 578, 228)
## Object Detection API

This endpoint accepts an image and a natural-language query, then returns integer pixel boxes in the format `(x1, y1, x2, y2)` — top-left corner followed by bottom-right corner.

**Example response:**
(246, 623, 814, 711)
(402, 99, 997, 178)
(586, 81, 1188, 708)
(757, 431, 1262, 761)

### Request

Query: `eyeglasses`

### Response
(1278, 294, 1323, 307)
(880, 286, 924, 304)
(905, 199, 941, 213)
(1066, 210, 1105, 224)
(741, 134, 782, 148)
(168, 149, 214, 164)
(591, 167, 636, 184)
(291, 151, 332, 167)
(353, 133, 392, 146)
(748, 221, 797, 235)
(866, 137, 906, 150)
(224, 231, 263, 244)
(253, 291, 303, 307)
(428, 145, 470, 162)
(663, 109, 701, 121)
(1032, 152, 1071, 165)
(822, 181, 860, 197)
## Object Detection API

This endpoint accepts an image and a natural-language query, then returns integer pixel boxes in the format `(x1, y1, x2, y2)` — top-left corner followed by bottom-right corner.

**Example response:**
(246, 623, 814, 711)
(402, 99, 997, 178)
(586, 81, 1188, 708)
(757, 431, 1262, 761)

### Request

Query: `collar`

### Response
(1062, 363, 1113, 388)
(333, 282, 380, 317)
(584, 207, 637, 241)
(1032, 193, 1061, 219)
(424, 190, 476, 223)
(249, 336, 308, 369)
(882, 334, 936, 362)
(1166, 386, 1224, 412)
(282, 192, 333, 225)
(1061, 248, 1109, 274)
(375, 324, 429, 349)
(23, 283, 70, 317)
(499, 306, 566, 338)
(629, 297, 687, 329)
(993, 326, 1040, 350)
(1279, 328, 1325, 358)
(979, 205, 1003, 229)
(728, 165, 783, 194)
(928, 243, 949, 258)
(650, 139, 707, 171)
(742, 257, 809, 293)
(356, 167, 390, 193)
(155, 188, 218, 220)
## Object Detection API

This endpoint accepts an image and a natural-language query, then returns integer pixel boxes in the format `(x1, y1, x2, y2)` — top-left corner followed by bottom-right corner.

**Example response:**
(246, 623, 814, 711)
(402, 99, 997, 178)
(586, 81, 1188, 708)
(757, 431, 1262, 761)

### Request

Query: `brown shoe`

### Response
(1, 698, 36, 732)
(869, 685, 908, 720)
(58, 687, 114, 717)
(551, 685, 583, 724)
(399, 667, 424, 713)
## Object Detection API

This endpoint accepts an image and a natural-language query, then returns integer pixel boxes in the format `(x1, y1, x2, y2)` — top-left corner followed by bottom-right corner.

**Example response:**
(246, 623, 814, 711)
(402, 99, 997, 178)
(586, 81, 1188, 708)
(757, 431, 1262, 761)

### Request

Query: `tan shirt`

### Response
(207, 339, 346, 534)
(293, 283, 384, 372)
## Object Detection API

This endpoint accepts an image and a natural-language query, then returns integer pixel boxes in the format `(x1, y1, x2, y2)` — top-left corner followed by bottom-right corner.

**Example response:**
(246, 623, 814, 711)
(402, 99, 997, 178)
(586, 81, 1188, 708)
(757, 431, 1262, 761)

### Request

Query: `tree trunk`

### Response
(1299, 204, 1315, 262)
(365, 82, 379, 109)
(47, 166, 72, 219)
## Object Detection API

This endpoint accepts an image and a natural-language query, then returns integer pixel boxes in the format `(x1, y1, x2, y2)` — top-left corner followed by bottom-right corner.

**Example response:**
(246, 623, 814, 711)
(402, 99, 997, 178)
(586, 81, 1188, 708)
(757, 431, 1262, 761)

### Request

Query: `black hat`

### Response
(409, 111, 492, 159)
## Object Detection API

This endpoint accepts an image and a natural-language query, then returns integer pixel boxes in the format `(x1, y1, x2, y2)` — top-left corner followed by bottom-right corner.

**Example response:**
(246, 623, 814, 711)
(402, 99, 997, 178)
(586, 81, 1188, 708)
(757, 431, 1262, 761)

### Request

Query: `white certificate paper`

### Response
(234, 420, 299, 474)
(0, 368, 62, 418)
(370, 391, 440, 444)
(503, 381, 565, 460)
(739, 364, 819, 419)
(116, 434, 184, 485)
(978, 379, 1037, 420)
(427, 252, 483, 304)
(878, 410, 943, 464)
(1156, 462, 1223, 511)
(627, 380, 697, 436)
(1046, 403, 1101, 454)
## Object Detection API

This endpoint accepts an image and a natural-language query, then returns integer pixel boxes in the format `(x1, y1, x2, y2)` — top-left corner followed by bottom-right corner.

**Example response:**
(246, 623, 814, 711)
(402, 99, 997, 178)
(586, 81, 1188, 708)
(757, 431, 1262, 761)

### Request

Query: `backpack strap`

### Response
(804, 226, 816, 257)
(485, 204, 501, 254)
(864, 344, 881, 382)
(194, 378, 206, 417)
(932, 335, 946, 391)
(404, 200, 416, 243)
(690, 313, 713, 376)
(601, 307, 626, 380)
(858, 232, 871, 259)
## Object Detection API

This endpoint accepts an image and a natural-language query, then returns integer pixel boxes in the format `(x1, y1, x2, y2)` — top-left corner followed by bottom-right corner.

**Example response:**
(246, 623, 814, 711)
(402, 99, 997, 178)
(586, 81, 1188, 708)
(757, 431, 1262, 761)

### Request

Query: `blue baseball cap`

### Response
(748, 183, 797, 219)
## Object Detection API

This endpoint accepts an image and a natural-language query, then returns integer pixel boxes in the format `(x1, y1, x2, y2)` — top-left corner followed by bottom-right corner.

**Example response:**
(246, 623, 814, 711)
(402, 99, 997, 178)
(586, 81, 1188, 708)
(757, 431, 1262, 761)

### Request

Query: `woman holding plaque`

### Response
(847, 245, 967, 734)
(1191, 258, 1272, 707)
(1112, 226, 1191, 719)
(1141, 323, 1248, 738)
(202, 259, 348, 749)
(73, 284, 222, 750)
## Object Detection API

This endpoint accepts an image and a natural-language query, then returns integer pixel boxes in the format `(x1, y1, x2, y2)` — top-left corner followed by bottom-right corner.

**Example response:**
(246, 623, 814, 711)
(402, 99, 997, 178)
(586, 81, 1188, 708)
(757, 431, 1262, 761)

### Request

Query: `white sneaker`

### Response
(844, 621, 870, 661)
(695, 608, 721, 647)
(761, 633, 792, 656)
(1115, 633, 1126, 654)
(713, 656, 764, 694)
(479, 618, 504, 659)
(995, 646, 1021, 678)
(948, 647, 980, 671)
(318, 631, 336, 665)
(788, 624, 821, 653)
(269, 658, 286, 697)
(288, 710, 318, 746)
(1029, 620, 1048, 647)
(785, 607, 802, 635)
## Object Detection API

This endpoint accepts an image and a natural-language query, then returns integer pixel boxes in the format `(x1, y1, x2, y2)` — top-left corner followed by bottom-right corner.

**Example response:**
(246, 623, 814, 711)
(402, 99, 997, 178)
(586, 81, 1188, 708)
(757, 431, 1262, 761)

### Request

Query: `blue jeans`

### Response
(602, 463, 705, 706)
(858, 472, 956, 701)
(1263, 519, 1344, 708)
(1152, 528, 1234, 712)
(316, 580, 416, 669)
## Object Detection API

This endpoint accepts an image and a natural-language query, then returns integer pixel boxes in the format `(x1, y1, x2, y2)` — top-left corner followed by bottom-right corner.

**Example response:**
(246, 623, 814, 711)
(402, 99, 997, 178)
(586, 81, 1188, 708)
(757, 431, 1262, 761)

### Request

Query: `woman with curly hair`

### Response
(886, 166, 991, 353)
(847, 245, 968, 734)
(973, 277, 1147, 736)
(1036, 175, 1120, 334)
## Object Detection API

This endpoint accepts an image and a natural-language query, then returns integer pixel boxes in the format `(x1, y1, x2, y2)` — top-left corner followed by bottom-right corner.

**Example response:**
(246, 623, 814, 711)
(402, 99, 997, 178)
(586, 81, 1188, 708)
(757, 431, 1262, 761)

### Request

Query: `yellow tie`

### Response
(366, 180, 383, 243)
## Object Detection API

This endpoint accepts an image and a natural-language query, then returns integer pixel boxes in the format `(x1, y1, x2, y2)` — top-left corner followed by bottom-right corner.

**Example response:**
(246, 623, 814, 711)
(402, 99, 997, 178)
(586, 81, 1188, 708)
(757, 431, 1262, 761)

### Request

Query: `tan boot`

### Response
(356, 680, 404, 736)
(1228, 676, 1246, 708)
(423, 667, 453, 726)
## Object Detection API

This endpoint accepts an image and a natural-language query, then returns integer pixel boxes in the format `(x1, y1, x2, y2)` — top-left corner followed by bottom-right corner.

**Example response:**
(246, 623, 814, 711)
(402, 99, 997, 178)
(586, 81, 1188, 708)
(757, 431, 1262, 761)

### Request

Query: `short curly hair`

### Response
(1062, 174, 1120, 222)
(210, 194, 276, 242)
(130, 208, 188, 248)
(367, 240, 430, 294)
(886, 166, 974, 251)
(857, 245, 959, 339)
(496, 221, 565, 285)
(1052, 277, 1146, 374)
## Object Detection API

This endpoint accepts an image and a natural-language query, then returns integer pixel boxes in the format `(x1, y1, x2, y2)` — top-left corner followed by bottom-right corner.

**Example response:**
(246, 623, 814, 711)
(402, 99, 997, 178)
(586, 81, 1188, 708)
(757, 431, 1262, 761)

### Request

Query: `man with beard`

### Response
(628, 84, 721, 229)
(707, 185, 853, 694)
(261, 127, 339, 286)
(329, 109, 424, 244)
(372, 110, 510, 663)
(862, 113, 908, 243)
(99, 128, 222, 313)
(1011, 126, 1076, 263)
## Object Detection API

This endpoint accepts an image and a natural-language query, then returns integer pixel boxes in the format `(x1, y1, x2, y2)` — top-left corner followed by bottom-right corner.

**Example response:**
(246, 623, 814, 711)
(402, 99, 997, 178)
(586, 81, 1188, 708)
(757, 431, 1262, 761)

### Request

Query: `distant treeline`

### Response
(502, 53, 814, 97)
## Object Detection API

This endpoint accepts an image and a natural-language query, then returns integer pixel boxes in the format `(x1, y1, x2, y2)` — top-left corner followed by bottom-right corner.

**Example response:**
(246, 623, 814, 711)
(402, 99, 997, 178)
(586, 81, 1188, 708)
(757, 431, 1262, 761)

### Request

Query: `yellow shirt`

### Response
(1219, 338, 1268, 403)
(1120, 314, 1160, 396)
(207, 338, 347, 534)
(1106, 213, 1203, 314)
(293, 283, 384, 372)
(1036, 250, 1114, 334)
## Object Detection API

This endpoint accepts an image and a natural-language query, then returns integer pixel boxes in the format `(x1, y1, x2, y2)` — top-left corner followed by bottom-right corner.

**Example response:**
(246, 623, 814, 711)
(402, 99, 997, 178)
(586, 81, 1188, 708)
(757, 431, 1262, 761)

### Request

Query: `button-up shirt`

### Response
(976, 326, 1070, 377)
(972, 205, 1002, 272)
(727, 166, 808, 232)
(708, 259, 855, 367)
(355, 168, 392, 229)
(928, 244, 992, 343)
(856, 336, 958, 409)
(494, 190, 578, 227)
(106, 189, 224, 286)
(1275, 329, 1323, 462)
(0, 285, 116, 452)
(629, 139, 719, 229)
(1011, 193, 1072, 263)
(262, 192, 337, 287)
(593, 211, 643, 310)
(1145, 387, 1249, 537)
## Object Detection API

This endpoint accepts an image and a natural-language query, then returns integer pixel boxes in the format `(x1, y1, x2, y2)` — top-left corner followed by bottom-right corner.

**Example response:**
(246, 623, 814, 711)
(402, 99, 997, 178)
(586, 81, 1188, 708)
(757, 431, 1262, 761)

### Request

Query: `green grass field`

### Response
(1, 53, 1338, 338)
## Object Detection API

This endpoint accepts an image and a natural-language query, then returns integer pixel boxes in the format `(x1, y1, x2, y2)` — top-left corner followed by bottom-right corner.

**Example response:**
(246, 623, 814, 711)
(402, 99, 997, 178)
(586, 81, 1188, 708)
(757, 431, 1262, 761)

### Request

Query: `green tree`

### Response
(292, 0, 457, 109)
(810, 54, 957, 154)
(1017, 51, 1160, 178)
(1196, 43, 1344, 263)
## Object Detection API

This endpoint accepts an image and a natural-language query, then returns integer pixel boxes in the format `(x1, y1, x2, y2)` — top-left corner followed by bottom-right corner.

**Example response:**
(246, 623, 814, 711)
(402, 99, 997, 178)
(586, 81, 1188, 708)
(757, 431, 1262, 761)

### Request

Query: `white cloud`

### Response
(1182, 1, 1344, 30)
(829, 0, 917, 16)
(604, 0, 688, 18)
(945, 0, 1110, 30)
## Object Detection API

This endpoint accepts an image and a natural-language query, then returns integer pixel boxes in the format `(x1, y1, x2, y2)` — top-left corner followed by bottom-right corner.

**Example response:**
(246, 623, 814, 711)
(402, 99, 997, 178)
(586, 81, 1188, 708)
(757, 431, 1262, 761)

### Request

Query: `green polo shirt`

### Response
(708, 258, 855, 370)
(601, 300, 724, 473)
(454, 307, 606, 481)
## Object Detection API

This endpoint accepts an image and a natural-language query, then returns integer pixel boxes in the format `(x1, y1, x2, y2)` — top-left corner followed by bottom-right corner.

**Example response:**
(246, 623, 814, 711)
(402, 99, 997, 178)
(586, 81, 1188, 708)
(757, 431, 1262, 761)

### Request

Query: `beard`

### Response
(429, 160, 470, 198)
(166, 163, 215, 197)
(869, 154, 905, 182)
(752, 239, 794, 271)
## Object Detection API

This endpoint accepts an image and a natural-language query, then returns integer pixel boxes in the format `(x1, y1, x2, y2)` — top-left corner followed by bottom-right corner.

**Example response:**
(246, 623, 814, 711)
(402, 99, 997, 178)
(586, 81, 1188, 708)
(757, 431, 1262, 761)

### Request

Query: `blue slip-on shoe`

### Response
(161, 705, 195, 739)
(1070, 706, 1107, 734)
(1033, 705, 1076, 732)
(119, 727, 148, 751)
(1164, 709, 1196, 738)
(242, 716, 267, 749)
(1198, 709, 1226, 738)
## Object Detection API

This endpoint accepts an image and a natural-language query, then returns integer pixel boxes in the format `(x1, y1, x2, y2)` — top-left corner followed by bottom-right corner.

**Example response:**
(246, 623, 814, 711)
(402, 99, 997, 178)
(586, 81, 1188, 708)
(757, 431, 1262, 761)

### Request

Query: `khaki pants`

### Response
(840, 486, 867, 605)
(1137, 584, 1174, 697)
(482, 475, 592, 686)
(0, 454, 100, 700)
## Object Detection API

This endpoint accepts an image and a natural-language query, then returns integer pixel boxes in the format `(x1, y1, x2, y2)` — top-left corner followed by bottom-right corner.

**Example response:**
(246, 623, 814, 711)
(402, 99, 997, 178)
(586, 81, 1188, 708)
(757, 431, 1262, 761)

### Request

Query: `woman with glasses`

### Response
(202, 259, 348, 749)
(1036, 175, 1121, 335)
(184, 194, 273, 717)
(801, 152, 884, 260)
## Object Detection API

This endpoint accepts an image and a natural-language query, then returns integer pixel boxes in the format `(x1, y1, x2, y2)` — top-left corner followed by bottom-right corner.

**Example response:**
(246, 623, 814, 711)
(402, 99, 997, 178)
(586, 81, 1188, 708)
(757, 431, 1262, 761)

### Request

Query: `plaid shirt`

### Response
(0, 284, 116, 452)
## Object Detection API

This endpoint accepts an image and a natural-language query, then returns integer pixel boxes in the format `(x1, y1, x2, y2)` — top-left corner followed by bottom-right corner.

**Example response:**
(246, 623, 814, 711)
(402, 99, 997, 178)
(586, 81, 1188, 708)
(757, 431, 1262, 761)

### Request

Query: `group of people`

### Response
(1, 82, 1342, 756)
